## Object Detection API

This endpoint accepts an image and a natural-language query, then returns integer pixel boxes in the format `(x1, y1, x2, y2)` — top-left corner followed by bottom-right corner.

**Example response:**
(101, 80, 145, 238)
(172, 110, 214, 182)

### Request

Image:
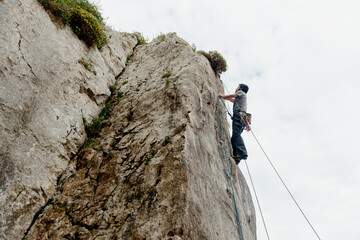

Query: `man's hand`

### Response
(218, 94, 224, 98)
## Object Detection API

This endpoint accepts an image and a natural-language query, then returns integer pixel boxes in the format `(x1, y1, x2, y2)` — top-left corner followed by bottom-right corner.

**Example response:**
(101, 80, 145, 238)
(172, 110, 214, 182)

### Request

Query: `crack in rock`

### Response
(15, 22, 40, 83)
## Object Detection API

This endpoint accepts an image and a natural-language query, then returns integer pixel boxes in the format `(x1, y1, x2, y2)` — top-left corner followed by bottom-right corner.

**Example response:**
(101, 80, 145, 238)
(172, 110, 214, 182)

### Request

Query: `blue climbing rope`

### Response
(217, 97, 245, 240)
(220, 98, 233, 118)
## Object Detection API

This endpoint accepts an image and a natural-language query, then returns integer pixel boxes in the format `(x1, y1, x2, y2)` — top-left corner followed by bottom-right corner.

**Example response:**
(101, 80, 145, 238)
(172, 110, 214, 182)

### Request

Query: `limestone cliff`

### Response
(0, 0, 256, 239)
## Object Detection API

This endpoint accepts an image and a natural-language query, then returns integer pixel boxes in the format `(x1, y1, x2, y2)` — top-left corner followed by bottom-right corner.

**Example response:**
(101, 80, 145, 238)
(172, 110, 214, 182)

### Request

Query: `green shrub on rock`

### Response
(71, 7, 106, 49)
(198, 50, 228, 75)
(38, 0, 106, 49)
(72, 0, 104, 25)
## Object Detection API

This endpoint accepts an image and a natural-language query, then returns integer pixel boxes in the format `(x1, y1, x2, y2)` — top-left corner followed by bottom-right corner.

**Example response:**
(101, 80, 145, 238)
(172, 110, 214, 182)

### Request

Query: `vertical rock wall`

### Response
(1, 1, 256, 239)
(23, 33, 256, 239)
(0, 0, 139, 239)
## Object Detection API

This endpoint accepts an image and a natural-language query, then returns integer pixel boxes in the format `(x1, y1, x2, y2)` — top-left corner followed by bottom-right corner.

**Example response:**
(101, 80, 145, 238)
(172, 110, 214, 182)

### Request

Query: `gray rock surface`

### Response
(24, 33, 256, 239)
(0, 0, 139, 238)
(1, 1, 256, 239)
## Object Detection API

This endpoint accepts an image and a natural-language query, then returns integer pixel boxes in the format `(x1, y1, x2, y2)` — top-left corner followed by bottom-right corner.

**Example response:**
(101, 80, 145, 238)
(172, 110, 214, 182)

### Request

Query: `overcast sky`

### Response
(98, 0, 360, 239)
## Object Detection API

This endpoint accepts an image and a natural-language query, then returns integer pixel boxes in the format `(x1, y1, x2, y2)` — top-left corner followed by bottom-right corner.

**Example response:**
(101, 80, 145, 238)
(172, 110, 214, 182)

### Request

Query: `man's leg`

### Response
(231, 115, 248, 164)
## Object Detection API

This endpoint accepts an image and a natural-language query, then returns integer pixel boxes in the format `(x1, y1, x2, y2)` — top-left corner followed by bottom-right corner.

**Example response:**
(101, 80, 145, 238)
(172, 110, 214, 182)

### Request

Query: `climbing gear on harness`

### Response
(234, 112, 252, 131)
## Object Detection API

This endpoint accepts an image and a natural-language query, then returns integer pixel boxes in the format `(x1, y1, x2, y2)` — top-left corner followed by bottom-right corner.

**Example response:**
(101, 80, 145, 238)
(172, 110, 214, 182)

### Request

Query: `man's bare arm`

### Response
(218, 93, 237, 102)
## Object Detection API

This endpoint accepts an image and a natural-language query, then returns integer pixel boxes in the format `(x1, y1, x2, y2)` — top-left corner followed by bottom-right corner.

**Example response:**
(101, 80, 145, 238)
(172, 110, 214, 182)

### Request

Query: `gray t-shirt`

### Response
(233, 90, 247, 113)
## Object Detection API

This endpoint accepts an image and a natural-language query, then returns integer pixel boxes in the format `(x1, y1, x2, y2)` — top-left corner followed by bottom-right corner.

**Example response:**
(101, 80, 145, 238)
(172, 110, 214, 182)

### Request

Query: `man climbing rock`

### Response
(219, 84, 249, 164)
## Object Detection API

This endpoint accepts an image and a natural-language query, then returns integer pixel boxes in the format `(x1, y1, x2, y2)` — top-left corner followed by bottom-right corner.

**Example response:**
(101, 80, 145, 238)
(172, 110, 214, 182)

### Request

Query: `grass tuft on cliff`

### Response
(198, 50, 228, 75)
(38, 0, 106, 49)
(83, 98, 114, 139)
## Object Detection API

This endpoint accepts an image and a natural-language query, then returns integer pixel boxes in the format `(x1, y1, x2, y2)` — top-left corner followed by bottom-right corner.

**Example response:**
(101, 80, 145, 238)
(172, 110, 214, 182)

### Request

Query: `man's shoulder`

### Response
(235, 90, 245, 97)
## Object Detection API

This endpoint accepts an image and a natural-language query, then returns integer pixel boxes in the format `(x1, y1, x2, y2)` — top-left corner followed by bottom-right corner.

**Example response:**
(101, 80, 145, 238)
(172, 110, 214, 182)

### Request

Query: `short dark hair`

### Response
(239, 84, 249, 94)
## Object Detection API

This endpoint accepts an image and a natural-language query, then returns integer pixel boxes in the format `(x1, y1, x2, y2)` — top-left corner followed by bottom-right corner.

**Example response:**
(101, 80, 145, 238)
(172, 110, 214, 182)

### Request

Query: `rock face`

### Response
(0, 1, 256, 239)
(0, 0, 139, 239)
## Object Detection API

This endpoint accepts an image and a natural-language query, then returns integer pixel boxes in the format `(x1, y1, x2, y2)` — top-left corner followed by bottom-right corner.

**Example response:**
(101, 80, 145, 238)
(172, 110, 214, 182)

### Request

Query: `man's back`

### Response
(233, 90, 247, 113)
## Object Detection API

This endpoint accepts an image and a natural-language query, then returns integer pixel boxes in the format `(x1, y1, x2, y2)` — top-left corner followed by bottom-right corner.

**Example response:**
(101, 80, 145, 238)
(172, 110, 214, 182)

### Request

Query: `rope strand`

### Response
(250, 130, 322, 240)
(244, 161, 271, 240)
(223, 83, 233, 114)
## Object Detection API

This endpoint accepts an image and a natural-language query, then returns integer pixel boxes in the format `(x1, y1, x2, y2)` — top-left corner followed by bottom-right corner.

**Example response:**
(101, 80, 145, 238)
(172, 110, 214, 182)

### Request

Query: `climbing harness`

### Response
(218, 88, 323, 240)
(217, 97, 245, 240)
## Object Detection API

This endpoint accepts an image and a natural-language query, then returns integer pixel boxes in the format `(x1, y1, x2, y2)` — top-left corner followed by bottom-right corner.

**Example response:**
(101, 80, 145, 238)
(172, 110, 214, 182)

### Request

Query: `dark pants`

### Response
(231, 114, 248, 163)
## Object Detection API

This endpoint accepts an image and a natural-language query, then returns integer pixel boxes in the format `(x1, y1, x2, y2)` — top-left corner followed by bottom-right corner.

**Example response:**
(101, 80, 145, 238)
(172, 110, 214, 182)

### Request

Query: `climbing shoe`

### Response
(233, 157, 241, 165)
(233, 155, 247, 164)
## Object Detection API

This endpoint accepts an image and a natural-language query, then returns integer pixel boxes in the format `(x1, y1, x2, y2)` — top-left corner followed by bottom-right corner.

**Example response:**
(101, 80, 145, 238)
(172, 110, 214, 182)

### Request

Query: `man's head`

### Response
(237, 84, 249, 94)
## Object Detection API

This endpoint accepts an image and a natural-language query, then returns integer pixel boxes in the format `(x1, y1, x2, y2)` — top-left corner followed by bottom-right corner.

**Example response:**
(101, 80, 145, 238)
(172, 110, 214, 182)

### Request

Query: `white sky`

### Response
(98, 0, 360, 239)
